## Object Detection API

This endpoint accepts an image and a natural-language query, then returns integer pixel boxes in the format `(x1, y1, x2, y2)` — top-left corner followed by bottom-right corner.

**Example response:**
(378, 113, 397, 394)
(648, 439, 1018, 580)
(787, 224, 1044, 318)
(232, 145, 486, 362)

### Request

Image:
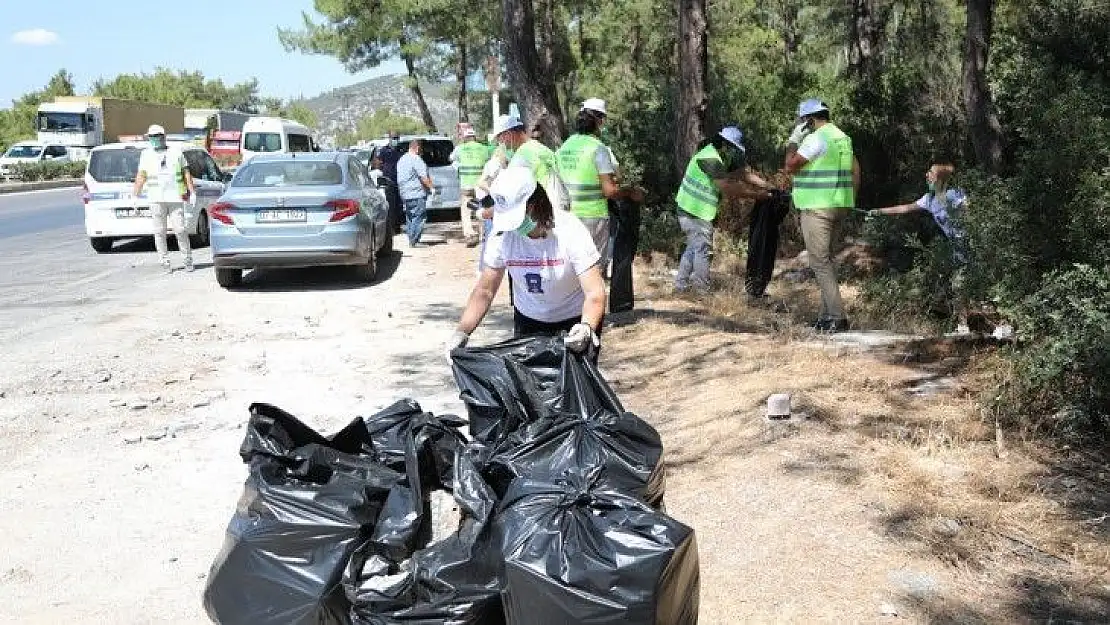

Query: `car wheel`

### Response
(215, 267, 242, 289)
(90, 237, 113, 253)
(377, 225, 393, 257)
(189, 211, 210, 248)
(352, 253, 377, 283)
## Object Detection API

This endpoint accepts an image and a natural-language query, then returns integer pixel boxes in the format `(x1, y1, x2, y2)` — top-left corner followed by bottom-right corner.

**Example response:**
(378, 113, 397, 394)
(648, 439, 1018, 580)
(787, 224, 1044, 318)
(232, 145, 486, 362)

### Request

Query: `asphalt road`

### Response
(0, 187, 85, 240)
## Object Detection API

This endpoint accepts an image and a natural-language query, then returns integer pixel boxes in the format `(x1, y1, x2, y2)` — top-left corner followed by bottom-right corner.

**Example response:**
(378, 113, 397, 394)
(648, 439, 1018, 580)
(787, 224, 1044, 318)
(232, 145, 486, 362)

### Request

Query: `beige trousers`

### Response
(799, 209, 846, 321)
(460, 188, 477, 239)
(151, 202, 191, 263)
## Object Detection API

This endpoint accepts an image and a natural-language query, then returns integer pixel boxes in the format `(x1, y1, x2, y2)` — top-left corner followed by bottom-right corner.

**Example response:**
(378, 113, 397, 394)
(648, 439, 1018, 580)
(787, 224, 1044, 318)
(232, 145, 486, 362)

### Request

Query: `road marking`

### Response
(64, 269, 117, 288)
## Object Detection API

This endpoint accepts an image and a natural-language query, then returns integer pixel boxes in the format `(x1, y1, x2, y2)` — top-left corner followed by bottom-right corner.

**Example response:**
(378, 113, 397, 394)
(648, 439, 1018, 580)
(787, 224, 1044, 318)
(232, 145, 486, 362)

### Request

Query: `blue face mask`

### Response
(150, 136, 166, 150)
(927, 181, 936, 193)
(514, 214, 537, 237)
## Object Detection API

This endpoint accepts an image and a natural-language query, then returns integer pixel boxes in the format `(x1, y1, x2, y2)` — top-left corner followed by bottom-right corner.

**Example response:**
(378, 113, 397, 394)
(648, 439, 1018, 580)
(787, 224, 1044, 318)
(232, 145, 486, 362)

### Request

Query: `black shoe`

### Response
(813, 318, 850, 333)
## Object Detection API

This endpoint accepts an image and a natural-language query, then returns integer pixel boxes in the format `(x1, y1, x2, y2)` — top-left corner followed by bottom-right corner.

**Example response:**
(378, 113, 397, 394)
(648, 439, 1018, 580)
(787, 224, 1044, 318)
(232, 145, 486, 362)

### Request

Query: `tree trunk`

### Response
(963, 0, 1004, 173)
(400, 36, 437, 133)
(780, 2, 799, 65)
(456, 41, 469, 123)
(675, 0, 708, 176)
(501, 0, 566, 145)
(846, 0, 887, 79)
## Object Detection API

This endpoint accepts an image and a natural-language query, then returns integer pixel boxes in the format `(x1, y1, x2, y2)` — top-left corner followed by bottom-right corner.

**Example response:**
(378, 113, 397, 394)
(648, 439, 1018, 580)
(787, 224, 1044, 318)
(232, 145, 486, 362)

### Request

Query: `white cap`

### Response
(581, 98, 607, 116)
(493, 115, 525, 137)
(462, 127, 477, 138)
(146, 124, 166, 136)
(719, 126, 745, 151)
(489, 166, 537, 234)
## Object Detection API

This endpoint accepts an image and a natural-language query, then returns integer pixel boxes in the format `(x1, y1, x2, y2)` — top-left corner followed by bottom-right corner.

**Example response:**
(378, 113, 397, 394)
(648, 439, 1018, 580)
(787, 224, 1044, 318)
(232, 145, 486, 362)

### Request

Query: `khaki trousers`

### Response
(151, 202, 191, 263)
(460, 188, 477, 239)
(799, 209, 846, 321)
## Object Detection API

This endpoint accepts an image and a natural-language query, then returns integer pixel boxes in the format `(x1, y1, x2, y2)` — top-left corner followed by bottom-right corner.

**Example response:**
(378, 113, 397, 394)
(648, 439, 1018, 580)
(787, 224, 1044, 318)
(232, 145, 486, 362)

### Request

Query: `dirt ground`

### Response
(1, 222, 1107, 624)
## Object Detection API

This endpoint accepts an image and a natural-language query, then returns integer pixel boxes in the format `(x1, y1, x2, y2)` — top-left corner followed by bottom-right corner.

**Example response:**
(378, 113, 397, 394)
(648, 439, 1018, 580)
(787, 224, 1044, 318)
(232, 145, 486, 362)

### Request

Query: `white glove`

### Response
(445, 330, 469, 362)
(564, 322, 599, 354)
(787, 122, 810, 146)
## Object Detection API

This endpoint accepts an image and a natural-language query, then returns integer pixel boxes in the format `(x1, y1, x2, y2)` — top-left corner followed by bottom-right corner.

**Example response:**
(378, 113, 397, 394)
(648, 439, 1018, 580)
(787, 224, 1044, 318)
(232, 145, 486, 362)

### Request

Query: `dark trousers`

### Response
(384, 182, 403, 234)
(513, 309, 600, 363)
(745, 194, 791, 297)
(608, 198, 641, 313)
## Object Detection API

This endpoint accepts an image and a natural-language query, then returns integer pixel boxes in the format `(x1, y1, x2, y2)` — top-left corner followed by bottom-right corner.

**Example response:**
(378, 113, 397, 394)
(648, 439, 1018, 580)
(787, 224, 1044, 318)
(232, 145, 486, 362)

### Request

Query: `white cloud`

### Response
(11, 29, 60, 46)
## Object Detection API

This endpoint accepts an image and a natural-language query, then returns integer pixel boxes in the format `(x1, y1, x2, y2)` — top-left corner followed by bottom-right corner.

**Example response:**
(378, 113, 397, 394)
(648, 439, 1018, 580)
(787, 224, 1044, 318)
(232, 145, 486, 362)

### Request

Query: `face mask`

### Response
(150, 136, 165, 150)
(600, 126, 611, 142)
(927, 181, 936, 193)
(500, 144, 515, 160)
(514, 214, 537, 237)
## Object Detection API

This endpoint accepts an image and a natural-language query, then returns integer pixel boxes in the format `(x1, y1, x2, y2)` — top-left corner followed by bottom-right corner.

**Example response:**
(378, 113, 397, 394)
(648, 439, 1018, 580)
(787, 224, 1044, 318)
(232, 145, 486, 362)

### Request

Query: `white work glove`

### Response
(445, 330, 469, 363)
(564, 322, 599, 354)
(787, 122, 810, 146)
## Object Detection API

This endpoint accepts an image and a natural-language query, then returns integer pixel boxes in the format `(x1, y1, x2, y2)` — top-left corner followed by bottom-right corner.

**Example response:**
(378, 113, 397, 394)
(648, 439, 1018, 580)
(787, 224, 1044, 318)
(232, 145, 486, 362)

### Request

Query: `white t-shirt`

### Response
(138, 147, 188, 203)
(483, 210, 601, 322)
(797, 132, 828, 161)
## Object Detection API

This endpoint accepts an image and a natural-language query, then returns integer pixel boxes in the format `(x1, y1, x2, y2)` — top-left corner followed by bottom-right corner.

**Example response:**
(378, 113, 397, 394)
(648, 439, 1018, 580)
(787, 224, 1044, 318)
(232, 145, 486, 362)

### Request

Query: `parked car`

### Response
(209, 152, 391, 288)
(370, 135, 459, 214)
(82, 140, 229, 253)
(0, 141, 72, 179)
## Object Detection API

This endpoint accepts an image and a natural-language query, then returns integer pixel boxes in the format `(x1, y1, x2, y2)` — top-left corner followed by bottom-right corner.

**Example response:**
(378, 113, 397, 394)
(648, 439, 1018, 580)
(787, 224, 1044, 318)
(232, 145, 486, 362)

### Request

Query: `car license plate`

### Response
(114, 207, 150, 218)
(256, 209, 307, 223)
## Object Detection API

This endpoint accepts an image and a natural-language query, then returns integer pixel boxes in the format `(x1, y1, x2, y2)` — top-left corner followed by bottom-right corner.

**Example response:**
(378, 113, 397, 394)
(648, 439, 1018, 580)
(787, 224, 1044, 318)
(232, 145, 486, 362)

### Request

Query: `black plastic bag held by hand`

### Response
(204, 403, 407, 625)
(494, 470, 700, 625)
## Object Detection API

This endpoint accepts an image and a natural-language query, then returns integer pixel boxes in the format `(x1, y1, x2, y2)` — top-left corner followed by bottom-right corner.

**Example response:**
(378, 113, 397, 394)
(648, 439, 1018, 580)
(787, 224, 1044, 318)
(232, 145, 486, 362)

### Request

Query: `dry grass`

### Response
(600, 256, 1110, 622)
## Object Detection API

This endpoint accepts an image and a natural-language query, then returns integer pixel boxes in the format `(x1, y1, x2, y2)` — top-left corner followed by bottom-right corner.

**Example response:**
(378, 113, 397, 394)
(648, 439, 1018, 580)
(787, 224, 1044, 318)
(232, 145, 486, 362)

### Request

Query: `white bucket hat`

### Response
(493, 115, 525, 138)
(581, 98, 607, 116)
(489, 166, 538, 234)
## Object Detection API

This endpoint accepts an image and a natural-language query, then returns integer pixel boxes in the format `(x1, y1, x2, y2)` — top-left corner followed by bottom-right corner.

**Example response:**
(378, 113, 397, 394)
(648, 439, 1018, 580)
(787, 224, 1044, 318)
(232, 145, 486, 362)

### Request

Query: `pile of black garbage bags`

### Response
(203, 336, 700, 625)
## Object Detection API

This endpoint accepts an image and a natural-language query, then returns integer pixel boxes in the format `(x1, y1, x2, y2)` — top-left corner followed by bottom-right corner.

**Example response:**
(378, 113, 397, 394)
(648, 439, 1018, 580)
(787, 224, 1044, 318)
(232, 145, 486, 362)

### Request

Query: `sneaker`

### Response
(184, 259, 195, 273)
(465, 235, 479, 248)
(160, 258, 172, 273)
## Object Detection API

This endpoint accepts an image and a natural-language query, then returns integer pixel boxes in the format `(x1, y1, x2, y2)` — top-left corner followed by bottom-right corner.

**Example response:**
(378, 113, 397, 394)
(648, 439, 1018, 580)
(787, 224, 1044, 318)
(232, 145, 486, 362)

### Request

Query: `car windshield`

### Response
(87, 148, 142, 183)
(232, 161, 343, 187)
(244, 132, 282, 152)
(417, 139, 454, 167)
(5, 145, 43, 158)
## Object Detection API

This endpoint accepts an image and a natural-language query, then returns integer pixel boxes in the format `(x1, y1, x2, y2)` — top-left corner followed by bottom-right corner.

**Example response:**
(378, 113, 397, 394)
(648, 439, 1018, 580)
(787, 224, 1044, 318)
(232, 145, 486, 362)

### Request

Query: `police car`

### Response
(82, 138, 231, 253)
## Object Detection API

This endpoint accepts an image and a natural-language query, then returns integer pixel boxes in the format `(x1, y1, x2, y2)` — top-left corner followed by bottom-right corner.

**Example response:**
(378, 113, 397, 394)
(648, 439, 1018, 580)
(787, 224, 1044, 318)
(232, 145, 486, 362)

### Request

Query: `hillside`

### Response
(301, 74, 459, 143)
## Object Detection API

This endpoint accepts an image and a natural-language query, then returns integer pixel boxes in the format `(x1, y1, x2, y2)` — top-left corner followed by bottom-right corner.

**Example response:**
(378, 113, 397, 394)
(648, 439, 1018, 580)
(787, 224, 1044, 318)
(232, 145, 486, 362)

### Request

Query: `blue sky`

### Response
(1, 1, 406, 107)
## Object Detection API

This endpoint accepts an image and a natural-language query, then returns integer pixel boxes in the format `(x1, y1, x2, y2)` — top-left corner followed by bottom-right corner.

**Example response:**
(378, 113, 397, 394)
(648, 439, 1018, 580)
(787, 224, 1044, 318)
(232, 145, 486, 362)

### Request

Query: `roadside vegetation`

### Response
(6, 160, 85, 182)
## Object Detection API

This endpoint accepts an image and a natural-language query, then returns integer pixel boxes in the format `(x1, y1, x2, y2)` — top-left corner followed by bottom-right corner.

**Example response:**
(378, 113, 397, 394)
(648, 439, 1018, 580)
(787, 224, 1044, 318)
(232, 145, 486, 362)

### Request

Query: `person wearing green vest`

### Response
(784, 99, 862, 333)
(449, 127, 491, 247)
(493, 114, 566, 208)
(133, 124, 197, 274)
(674, 126, 779, 294)
(555, 98, 644, 273)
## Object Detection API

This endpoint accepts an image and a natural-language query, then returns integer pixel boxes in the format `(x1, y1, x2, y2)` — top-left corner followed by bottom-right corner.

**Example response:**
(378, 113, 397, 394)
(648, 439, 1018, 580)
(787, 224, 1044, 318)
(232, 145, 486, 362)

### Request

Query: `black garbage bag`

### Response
(453, 337, 665, 507)
(346, 444, 506, 624)
(204, 403, 410, 625)
(361, 400, 468, 557)
(449, 336, 627, 445)
(494, 470, 700, 625)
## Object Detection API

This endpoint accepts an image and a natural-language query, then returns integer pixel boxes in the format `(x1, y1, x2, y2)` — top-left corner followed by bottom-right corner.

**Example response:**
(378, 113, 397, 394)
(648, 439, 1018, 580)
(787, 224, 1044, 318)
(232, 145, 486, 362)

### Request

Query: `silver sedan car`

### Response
(209, 152, 391, 288)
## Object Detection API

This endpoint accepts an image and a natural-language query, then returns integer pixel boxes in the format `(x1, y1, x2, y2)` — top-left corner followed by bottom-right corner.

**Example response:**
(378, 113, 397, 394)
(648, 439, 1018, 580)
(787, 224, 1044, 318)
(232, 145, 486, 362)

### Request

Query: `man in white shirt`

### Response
(133, 124, 197, 273)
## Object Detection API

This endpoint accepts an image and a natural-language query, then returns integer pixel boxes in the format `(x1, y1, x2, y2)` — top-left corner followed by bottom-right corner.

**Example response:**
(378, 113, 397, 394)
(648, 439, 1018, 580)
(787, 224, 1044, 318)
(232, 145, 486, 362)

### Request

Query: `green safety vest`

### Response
(456, 141, 490, 188)
(511, 139, 556, 187)
(675, 144, 723, 221)
(792, 123, 855, 210)
(556, 133, 608, 219)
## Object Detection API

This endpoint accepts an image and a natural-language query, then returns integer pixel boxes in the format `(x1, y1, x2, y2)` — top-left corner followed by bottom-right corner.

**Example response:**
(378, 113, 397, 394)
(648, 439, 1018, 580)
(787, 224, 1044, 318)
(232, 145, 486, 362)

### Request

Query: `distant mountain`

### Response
(301, 75, 459, 143)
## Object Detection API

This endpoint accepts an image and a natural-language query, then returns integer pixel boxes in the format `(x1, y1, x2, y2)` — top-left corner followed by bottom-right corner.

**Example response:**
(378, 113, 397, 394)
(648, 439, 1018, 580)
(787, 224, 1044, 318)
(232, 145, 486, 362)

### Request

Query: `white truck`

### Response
(36, 96, 184, 150)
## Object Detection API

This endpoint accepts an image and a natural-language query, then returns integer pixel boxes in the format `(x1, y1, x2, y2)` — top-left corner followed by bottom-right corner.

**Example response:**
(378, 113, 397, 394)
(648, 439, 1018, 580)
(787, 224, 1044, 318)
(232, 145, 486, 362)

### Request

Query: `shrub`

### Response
(9, 160, 85, 182)
(993, 264, 1110, 438)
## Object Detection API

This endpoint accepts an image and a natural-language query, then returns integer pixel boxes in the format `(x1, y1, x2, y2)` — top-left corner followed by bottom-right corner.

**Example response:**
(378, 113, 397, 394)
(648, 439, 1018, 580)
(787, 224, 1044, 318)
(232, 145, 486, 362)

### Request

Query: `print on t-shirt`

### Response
(524, 273, 544, 294)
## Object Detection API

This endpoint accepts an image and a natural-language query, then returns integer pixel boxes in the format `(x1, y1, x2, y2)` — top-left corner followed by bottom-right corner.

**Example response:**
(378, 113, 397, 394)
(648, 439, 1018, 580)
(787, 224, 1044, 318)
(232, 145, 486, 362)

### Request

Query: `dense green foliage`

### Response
(0, 70, 76, 152)
(7, 160, 85, 182)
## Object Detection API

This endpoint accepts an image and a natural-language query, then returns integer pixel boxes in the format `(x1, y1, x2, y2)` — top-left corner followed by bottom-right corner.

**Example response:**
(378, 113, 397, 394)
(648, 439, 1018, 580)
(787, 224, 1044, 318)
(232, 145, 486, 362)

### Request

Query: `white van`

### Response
(240, 117, 317, 163)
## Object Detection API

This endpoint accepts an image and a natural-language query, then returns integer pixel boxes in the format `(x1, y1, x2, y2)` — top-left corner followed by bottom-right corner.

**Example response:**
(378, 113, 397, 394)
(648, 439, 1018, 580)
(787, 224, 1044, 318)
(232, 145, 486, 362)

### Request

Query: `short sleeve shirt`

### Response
(594, 146, 615, 175)
(797, 133, 828, 161)
(138, 147, 187, 203)
(915, 188, 968, 242)
(396, 152, 429, 200)
(475, 157, 504, 201)
(483, 210, 601, 323)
